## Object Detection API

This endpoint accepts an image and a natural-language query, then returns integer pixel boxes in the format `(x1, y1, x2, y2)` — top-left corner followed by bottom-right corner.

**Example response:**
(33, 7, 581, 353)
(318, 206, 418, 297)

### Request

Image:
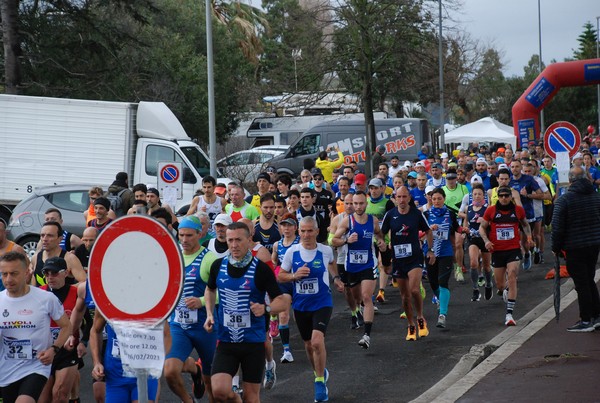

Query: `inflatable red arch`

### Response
(512, 58, 600, 147)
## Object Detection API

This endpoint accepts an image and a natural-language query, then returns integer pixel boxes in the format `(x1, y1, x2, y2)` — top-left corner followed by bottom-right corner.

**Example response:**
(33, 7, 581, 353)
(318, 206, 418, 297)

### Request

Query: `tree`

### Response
(331, 0, 432, 174)
(259, 0, 330, 96)
(1, 0, 21, 93)
(573, 22, 597, 60)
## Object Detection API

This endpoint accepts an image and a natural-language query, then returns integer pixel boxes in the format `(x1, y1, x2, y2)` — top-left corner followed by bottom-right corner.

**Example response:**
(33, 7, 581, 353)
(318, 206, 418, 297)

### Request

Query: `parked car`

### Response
(7, 184, 91, 256)
(217, 148, 286, 184)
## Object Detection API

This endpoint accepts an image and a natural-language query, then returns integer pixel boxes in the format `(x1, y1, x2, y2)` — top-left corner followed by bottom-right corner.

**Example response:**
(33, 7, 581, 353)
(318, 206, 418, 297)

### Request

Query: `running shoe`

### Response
(356, 309, 365, 327)
(406, 325, 417, 341)
(191, 358, 205, 399)
(232, 385, 243, 398)
(420, 282, 426, 300)
(454, 265, 465, 283)
(503, 288, 509, 304)
(505, 313, 516, 326)
(533, 249, 541, 264)
(593, 316, 600, 330)
(477, 276, 485, 287)
(471, 289, 481, 302)
(358, 334, 371, 349)
(376, 289, 386, 303)
(436, 314, 446, 328)
(324, 368, 329, 384)
(400, 311, 407, 319)
(280, 350, 294, 363)
(539, 254, 545, 264)
(263, 362, 276, 390)
(523, 252, 532, 271)
(484, 286, 493, 301)
(566, 321, 595, 332)
(351, 315, 360, 329)
(269, 317, 280, 339)
(417, 317, 429, 337)
(314, 380, 329, 402)
(432, 295, 439, 305)
(392, 277, 399, 288)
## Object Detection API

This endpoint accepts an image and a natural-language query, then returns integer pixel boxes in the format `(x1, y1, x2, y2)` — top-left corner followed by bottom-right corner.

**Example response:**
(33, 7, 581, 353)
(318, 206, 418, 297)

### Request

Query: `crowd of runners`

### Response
(1, 138, 600, 403)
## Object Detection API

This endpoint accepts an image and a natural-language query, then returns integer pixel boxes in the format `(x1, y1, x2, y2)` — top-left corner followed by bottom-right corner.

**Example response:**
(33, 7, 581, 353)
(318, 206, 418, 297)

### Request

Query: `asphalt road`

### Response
(77, 247, 558, 402)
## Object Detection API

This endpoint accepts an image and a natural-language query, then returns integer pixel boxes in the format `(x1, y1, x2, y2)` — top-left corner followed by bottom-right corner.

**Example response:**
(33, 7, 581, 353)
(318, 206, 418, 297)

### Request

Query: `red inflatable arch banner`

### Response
(512, 58, 600, 148)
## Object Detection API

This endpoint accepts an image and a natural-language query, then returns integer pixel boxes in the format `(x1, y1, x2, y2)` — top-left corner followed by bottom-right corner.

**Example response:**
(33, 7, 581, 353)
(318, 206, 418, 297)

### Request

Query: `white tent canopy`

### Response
(444, 117, 516, 149)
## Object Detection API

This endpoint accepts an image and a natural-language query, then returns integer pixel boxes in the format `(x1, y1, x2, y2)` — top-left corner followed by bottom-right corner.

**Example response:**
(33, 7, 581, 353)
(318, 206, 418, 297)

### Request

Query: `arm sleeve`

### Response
(418, 210, 431, 232)
(450, 211, 459, 233)
(330, 151, 344, 168)
(207, 258, 223, 289)
(381, 211, 391, 234)
(255, 261, 283, 300)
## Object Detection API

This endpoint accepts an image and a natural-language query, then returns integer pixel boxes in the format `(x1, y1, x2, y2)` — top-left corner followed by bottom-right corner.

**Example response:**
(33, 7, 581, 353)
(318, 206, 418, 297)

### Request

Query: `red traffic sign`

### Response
(544, 121, 581, 159)
(88, 215, 183, 325)
(160, 164, 180, 184)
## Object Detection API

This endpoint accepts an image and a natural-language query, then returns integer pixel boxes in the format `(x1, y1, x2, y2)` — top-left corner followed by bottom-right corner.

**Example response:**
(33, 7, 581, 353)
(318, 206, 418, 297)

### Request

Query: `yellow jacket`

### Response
(315, 151, 344, 183)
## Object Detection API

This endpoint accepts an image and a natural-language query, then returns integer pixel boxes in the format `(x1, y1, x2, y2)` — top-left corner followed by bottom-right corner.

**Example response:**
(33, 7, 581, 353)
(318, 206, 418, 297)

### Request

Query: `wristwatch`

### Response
(52, 345, 60, 354)
(265, 305, 271, 314)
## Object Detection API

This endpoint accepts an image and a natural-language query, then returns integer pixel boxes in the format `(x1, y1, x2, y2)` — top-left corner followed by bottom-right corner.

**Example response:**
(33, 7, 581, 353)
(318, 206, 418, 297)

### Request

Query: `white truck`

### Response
(0, 94, 218, 219)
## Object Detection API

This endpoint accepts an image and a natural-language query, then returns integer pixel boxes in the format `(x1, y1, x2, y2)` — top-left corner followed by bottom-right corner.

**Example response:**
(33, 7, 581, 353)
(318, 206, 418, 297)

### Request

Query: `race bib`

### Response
(496, 228, 515, 240)
(111, 339, 120, 358)
(5, 340, 33, 360)
(223, 309, 251, 329)
(394, 243, 412, 258)
(433, 230, 449, 240)
(295, 278, 319, 295)
(349, 250, 368, 264)
(174, 307, 198, 324)
(51, 327, 60, 341)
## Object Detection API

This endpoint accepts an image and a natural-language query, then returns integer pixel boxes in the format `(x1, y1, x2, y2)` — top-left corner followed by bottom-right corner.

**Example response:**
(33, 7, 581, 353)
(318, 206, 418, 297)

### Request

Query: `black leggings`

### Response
(426, 256, 453, 291)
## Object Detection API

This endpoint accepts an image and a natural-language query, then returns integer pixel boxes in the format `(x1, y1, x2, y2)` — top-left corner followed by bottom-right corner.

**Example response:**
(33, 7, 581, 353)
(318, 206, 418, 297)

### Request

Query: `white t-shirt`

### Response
(281, 244, 334, 273)
(533, 176, 548, 218)
(0, 286, 65, 386)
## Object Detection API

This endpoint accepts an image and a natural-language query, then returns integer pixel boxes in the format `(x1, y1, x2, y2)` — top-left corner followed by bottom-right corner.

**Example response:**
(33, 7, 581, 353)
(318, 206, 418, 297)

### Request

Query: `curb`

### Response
(410, 271, 589, 403)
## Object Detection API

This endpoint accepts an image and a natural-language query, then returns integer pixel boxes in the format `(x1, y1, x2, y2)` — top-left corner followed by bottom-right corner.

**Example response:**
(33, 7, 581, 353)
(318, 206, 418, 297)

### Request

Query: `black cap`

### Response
(310, 168, 323, 177)
(43, 256, 67, 272)
(94, 197, 111, 210)
(257, 172, 271, 182)
(147, 188, 160, 197)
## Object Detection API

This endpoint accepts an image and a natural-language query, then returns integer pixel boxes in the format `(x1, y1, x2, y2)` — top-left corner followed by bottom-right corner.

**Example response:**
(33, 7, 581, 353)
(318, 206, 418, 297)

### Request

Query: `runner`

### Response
(271, 213, 300, 363)
(423, 188, 460, 329)
(203, 214, 233, 259)
(278, 216, 344, 402)
(204, 222, 288, 403)
(328, 193, 363, 330)
(381, 187, 434, 340)
(164, 216, 218, 402)
(462, 183, 493, 302)
(479, 186, 533, 326)
(38, 257, 81, 403)
(332, 191, 387, 349)
(0, 252, 71, 403)
(225, 184, 260, 222)
(90, 313, 171, 403)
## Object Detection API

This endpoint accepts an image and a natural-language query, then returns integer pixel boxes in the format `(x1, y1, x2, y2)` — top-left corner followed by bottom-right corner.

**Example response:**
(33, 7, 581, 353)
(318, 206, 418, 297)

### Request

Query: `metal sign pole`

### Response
(136, 370, 149, 403)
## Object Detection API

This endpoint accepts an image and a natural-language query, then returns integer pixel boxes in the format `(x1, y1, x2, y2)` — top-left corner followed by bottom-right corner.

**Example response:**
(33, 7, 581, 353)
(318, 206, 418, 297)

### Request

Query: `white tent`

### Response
(444, 117, 517, 149)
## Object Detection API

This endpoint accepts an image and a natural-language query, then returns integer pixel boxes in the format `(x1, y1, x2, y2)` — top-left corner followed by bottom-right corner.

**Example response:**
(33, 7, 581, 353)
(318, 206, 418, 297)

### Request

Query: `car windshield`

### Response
(181, 146, 210, 176)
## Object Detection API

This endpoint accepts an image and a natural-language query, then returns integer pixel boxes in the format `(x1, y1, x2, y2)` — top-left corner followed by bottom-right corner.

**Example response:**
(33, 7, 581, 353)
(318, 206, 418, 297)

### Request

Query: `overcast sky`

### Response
(247, 0, 598, 77)
(448, 0, 599, 77)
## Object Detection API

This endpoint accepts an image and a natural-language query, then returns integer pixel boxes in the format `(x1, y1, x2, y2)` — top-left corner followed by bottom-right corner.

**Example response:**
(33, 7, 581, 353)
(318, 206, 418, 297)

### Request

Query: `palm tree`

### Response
(211, 0, 269, 65)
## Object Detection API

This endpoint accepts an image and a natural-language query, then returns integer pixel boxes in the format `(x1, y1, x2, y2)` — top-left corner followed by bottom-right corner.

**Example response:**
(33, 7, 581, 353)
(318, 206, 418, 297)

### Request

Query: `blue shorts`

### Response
(106, 376, 158, 401)
(166, 323, 217, 374)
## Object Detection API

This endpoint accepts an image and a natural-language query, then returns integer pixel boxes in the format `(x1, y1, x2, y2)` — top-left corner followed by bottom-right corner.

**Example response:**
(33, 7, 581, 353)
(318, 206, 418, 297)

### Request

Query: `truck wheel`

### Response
(19, 236, 39, 258)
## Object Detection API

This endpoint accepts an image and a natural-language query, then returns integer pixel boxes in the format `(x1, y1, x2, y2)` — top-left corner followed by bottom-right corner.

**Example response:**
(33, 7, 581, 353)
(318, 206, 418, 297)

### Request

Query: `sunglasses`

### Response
(498, 194, 511, 198)
(43, 269, 65, 277)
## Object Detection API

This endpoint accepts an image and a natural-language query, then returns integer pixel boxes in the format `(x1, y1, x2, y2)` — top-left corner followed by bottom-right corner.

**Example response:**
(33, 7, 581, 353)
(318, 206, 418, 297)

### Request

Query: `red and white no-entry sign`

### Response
(88, 215, 183, 326)
(544, 121, 581, 159)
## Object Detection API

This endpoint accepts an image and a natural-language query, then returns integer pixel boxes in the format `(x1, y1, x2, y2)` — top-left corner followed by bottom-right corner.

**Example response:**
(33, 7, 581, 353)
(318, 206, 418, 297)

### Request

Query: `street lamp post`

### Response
(438, 0, 445, 149)
(538, 0, 545, 136)
(596, 16, 600, 135)
(206, 0, 217, 177)
(292, 49, 302, 93)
